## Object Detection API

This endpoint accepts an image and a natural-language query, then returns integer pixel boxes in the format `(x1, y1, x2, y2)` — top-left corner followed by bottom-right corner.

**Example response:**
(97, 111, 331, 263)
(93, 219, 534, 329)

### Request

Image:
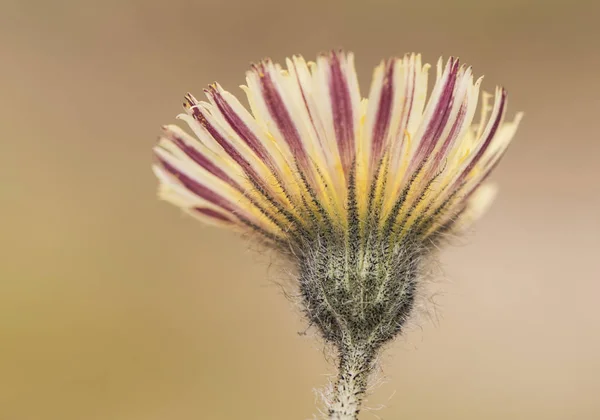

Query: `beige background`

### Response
(2, 0, 600, 419)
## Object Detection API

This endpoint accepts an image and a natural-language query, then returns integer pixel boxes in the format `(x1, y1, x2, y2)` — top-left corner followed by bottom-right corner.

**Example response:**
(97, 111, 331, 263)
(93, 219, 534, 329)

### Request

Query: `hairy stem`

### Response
(328, 342, 376, 420)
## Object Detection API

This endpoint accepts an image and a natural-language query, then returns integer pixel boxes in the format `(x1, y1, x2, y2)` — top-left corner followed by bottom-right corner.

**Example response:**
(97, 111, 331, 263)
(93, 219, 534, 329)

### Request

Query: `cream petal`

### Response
(152, 51, 521, 245)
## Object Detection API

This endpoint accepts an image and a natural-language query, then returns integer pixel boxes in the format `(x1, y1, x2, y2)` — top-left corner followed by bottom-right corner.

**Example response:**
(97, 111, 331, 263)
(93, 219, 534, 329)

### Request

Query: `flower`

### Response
(153, 51, 521, 250)
(152, 50, 522, 419)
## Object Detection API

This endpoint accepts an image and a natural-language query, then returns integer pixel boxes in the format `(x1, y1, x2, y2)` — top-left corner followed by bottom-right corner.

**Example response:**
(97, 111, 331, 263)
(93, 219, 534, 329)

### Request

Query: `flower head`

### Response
(153, 50, 522, 343)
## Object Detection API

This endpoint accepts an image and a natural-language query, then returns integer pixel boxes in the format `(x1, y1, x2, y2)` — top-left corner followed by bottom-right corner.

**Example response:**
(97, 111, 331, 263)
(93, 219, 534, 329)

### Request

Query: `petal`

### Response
(453, 183, 499, 232)
(406, 57, 462, 175)
(245, 60, 313, 178)
(323, 51, 361, 177)
(159, 124, 243, 191)
(152, 51, 522, 244)
(178, 95, 300, 218)
(153, 147, 285, 238)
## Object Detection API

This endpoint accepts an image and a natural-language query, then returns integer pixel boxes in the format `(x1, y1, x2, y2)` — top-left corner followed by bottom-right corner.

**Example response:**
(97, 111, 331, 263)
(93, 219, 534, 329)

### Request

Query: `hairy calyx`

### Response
(297, 233, 424, 419)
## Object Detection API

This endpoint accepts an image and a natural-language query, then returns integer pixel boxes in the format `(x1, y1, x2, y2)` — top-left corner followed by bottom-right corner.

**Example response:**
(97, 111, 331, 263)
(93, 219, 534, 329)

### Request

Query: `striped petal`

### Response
(152, 51, 522, 248)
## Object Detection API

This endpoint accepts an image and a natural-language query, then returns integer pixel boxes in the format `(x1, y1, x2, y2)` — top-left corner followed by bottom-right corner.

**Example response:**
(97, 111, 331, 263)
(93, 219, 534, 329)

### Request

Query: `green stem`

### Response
(328, 342, 375, 420)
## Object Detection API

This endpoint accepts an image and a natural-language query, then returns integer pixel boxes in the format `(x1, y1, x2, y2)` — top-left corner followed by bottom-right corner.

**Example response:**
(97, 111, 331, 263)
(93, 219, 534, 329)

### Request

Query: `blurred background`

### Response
(2, 0, 600, 419)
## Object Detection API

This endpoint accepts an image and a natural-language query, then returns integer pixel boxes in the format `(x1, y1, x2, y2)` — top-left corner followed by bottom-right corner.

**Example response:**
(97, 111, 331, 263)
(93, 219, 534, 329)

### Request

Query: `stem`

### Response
(328, 342, 376, 420)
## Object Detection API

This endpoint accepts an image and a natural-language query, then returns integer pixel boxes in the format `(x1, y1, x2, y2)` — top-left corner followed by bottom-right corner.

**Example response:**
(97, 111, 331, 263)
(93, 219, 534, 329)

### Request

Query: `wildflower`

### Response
(152, 50, 522, 419)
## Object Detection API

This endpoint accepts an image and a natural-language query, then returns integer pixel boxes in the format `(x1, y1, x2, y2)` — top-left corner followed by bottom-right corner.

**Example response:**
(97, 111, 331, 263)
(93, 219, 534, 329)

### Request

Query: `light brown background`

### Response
(2, 0, 599, 419)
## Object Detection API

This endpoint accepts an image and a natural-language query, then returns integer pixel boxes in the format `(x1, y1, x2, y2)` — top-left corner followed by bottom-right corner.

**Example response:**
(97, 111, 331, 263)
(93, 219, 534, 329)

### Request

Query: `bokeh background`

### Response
(2, 0, 600, 419)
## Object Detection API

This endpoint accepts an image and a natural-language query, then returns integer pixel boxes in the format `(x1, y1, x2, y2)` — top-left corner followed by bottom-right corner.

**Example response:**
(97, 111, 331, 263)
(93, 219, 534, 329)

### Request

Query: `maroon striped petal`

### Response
(152, 50, 521, 244)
